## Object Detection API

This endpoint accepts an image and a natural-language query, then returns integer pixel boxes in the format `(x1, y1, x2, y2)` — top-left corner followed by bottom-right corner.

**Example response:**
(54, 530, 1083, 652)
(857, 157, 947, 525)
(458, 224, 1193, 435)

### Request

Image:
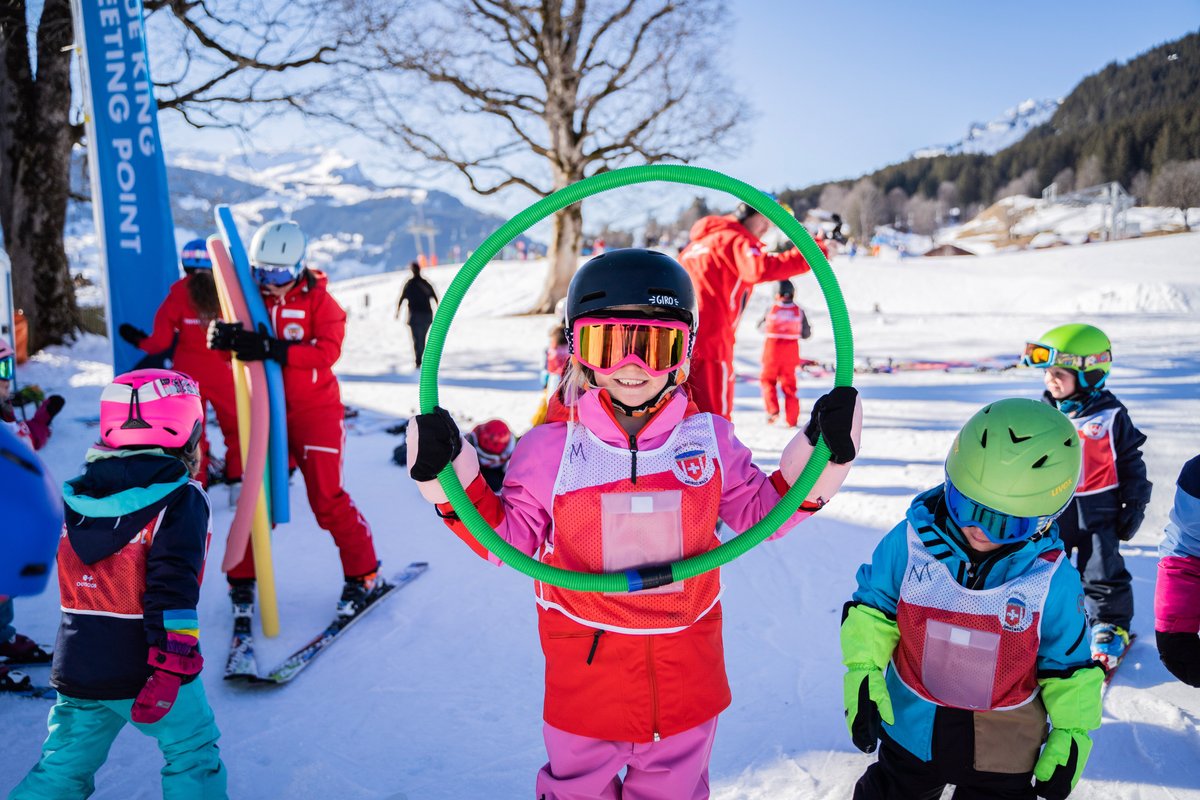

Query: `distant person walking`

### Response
(679, 201, 813, 419)
(395, 261, 439, 368)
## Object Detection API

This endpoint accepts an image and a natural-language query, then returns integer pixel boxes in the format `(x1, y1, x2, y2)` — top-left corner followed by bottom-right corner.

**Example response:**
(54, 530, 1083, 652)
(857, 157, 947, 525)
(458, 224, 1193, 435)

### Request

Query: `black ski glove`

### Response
(1157, 630, 1200, 687)
(232, 323, 291, 364)
(804, 386, 858, 464)
(409, 407, 462, 482)
(119, 323, 148, 346)
(1033, 737, 1079, 800)
(43, 395, 65, 421)
(208, 320, 240, 351)
(1115, 501, 1145, 542)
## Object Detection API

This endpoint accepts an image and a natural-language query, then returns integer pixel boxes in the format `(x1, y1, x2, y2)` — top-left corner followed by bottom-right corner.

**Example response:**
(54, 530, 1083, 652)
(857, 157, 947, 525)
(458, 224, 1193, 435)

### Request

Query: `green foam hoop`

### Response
(420, 164, 853, 592)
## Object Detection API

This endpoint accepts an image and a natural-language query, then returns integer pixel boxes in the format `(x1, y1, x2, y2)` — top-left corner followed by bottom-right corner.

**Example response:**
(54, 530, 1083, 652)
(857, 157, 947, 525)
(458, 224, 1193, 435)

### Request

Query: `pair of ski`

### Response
(1, 645, 56, 699)
(225, 562, 428, 685)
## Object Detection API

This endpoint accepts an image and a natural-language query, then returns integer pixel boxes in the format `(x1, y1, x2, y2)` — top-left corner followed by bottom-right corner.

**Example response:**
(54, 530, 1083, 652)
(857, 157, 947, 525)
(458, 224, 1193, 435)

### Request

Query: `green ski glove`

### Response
(1034, 666, 1104, 799)
(1033, 728, 1091, 799)
(841, 603, 901, 754)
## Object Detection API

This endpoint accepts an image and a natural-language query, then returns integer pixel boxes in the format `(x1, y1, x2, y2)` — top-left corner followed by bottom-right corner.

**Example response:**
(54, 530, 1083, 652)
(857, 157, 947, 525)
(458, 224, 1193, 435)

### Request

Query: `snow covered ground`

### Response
(3, 232, 1200, 799)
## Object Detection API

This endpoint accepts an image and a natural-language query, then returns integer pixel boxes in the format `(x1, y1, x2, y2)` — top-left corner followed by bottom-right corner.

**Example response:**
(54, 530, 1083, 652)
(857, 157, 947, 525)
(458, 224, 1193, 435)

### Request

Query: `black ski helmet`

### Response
(565, 249, 697, 342)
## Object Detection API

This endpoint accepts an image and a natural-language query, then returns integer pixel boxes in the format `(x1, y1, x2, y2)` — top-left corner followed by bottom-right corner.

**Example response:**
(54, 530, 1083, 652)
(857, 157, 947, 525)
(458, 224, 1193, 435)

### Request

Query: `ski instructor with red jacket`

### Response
(208, 220, 385, 620)
(679, 201, 813, 420)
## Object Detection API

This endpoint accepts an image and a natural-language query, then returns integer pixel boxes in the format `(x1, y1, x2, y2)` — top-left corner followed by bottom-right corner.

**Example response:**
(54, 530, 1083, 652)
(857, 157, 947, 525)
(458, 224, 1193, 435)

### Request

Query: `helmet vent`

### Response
(1032, 455, 1049, 469)
(580, 291, 605, 304)
(0, 448, 39, 475)
(979, 429, 988, 447)
(164, 427, 178, 436)
(1008, 428, 1031, 444)
(1065, 438, 1076, 447)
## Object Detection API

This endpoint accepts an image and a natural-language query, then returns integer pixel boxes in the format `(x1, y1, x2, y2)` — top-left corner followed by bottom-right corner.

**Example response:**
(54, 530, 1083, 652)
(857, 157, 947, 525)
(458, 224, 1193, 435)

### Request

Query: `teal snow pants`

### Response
(8, 680, 227, 800)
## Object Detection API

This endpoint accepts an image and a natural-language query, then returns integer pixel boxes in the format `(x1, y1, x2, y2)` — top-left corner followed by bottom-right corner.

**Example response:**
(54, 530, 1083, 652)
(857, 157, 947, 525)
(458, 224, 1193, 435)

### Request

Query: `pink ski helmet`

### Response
(99, 369, 204, 450)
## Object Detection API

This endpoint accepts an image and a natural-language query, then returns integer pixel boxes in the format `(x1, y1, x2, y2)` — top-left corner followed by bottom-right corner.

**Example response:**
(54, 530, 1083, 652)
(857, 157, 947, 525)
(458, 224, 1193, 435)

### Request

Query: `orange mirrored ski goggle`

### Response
(572, 317, 690, 377)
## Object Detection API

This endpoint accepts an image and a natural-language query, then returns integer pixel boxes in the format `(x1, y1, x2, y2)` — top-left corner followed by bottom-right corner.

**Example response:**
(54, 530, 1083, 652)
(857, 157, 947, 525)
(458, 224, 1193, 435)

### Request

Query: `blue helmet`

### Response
(0, 425, 62, 598)
(180, 239, 212, 270)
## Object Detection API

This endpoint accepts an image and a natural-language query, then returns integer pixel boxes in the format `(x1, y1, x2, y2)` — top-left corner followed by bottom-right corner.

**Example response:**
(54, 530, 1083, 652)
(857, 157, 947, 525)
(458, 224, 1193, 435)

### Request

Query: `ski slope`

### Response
(3, 233, 1200, 799)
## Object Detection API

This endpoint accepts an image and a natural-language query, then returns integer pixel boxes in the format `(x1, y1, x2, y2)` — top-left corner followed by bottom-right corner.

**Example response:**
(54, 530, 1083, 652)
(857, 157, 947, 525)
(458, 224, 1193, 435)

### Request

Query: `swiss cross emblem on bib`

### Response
(673, 448, 714, 487)
(1000, 592, 1033, 633)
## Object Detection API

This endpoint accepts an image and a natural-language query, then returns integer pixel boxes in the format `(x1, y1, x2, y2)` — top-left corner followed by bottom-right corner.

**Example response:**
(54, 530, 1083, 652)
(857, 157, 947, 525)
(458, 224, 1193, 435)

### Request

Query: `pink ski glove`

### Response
(131, 636, 203, 725)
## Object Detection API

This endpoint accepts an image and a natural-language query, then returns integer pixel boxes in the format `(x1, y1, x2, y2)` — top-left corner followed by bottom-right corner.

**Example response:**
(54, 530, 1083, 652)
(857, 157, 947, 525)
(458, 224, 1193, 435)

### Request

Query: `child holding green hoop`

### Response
(408, 248, 860, 799)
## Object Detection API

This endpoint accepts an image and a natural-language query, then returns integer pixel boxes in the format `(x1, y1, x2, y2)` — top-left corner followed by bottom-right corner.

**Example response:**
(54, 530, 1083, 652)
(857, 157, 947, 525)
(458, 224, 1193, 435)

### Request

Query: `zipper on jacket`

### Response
(646, 636, 660, 741)
(628, 434, 639, 485)
(586, 630, 604, 665)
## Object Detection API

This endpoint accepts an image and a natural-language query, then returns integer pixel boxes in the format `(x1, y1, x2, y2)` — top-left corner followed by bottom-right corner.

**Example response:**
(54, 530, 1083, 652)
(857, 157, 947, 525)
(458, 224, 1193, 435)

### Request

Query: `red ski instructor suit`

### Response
(227, 271, 377, 580)
(679, 215, 811, 420)
(138, 277, 241, 483)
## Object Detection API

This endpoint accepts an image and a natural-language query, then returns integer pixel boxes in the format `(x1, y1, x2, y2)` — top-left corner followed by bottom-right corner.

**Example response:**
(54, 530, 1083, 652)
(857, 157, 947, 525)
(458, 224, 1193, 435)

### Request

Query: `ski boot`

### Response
(230, 580, 256, 634)
(1091, 622, 1131, 673)
(0, 665, 33, 693)
(336, 569, 390, 618)
(0, 633, 52, 664)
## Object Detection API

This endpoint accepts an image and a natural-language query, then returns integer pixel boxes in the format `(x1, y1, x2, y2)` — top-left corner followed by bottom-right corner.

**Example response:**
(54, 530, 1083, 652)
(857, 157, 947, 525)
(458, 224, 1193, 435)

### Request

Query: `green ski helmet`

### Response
(944, 398, 1081, 543)
(1022, 323, 1112, 389)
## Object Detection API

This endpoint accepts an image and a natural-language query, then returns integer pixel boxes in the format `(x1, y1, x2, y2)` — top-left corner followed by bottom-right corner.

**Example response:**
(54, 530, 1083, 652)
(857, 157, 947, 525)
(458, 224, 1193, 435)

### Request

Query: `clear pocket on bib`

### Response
(601, 490, 684, 594)
(921, 619, 1000, 710)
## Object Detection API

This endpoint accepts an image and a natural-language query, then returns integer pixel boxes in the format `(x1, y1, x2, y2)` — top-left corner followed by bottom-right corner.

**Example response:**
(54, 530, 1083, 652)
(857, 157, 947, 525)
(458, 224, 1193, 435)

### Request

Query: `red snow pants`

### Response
(174, 350, 241, 485)
(227, 404, 377, 580)
(760, 339, 801, 426)
(687, 358, 735, 421)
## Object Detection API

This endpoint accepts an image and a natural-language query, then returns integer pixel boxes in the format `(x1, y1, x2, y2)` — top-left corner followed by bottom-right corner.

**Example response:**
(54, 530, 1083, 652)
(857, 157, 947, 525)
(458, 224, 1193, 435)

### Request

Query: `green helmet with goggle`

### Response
(1022, 323, 1112, 389)
(944, 398, 1081, 544)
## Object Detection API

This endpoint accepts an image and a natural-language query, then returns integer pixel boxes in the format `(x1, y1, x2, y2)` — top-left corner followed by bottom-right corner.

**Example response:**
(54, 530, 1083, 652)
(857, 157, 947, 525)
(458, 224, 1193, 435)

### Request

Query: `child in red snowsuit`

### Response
(121, 239, 241, 487)
(757, 280, 810, 427)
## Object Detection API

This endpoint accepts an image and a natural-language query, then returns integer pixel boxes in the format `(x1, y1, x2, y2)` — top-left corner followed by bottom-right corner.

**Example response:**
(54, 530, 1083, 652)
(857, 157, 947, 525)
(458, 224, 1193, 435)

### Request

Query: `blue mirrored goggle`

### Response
(0, 355, 13, 381)
(944, 478, 1060, 544)
(252, 265, 300, 287)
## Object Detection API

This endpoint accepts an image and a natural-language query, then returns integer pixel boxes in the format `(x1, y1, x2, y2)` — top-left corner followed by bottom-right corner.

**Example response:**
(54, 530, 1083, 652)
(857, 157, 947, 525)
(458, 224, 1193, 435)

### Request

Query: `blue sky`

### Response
(156, 3, 1199, 225)
(715, 1, 1199, 192)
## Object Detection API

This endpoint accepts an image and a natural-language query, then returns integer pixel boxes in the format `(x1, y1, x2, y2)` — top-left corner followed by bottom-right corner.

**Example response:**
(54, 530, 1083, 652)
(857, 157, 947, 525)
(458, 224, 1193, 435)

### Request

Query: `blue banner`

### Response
(73, 0, 176, 374)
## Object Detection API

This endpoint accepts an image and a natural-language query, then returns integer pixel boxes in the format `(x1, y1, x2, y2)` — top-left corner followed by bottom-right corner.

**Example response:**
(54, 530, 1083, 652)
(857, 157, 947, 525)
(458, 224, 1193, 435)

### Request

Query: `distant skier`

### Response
(407, 249, 860, 800)
(1023, 323, 1152, 673)
(1155, 454, 1200, 687)
(757, 280, 810, 427)
(843, 399, 1103, 800)
(395, 260, 439, 368)
(9, 369, 228, 799)
(208, 220, 385, 620)
(121, 238, 241, 488)
(679, 199, 813, 420)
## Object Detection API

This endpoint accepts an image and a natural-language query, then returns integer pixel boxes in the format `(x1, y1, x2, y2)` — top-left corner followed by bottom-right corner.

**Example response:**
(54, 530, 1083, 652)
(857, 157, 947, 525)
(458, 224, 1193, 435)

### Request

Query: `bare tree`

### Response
(1051, 167, 1075, 195)
(1129, 169, 1150, 202)
(361, 0, 747, 313)
(906, 195, 938, 236)
(1149, 159, 1200, 228)
(819, 184, 849, 216)
(886, 186, 908, 228)
(1, 0, 383, 351)
(1075, 154, 1104, 190)
(844, 179, 886, 242)
(935, 180, 958, 224)
(995, 168, 1038, 202)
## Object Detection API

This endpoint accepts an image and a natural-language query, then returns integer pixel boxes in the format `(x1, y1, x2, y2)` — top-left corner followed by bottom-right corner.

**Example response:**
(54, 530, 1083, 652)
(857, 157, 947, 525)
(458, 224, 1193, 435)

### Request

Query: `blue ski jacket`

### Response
(850, 487, 1093, 762)
(52, 452, 211, 700)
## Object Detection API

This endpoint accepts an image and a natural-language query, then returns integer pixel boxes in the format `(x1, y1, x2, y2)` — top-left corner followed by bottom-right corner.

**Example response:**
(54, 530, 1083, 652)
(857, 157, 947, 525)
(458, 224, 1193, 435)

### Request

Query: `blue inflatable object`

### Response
(216, 206, 291, 525)
(0, 426, 62, 597)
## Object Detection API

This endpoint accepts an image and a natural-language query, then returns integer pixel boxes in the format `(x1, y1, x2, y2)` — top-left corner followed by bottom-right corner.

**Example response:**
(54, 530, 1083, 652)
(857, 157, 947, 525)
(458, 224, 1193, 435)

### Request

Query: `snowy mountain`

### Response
(911, 98, 1061, 159)
(68, 148, 535, 281)
(5, 232, 1200, 798)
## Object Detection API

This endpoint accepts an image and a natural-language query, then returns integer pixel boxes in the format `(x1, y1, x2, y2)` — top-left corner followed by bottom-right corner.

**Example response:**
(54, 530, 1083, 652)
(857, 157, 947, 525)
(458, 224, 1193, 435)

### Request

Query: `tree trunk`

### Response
(530, 203, 583, 315)
(0, 0, 79, 353)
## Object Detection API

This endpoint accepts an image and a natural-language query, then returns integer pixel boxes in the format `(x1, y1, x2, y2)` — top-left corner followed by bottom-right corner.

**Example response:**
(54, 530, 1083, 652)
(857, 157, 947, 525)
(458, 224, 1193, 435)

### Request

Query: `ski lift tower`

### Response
(407, 190, 439, 263)
(1041, 181, 1135, 241)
